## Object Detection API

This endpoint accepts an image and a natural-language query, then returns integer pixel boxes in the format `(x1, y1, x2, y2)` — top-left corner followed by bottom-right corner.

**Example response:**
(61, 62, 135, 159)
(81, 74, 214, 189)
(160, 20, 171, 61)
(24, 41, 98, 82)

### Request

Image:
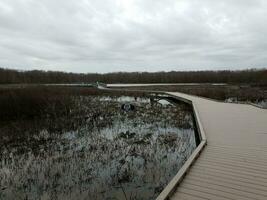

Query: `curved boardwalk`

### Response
(165, 92, 267, 200)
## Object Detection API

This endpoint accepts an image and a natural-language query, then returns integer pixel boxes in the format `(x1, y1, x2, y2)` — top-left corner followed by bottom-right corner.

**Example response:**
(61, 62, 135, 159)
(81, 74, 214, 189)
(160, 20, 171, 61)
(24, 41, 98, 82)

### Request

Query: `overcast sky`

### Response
(0, 0, 267, 73)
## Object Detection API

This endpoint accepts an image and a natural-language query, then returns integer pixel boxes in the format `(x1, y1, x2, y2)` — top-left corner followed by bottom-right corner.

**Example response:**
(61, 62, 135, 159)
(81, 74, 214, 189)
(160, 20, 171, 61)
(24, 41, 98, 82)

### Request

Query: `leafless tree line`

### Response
(0, 68, 266, 85)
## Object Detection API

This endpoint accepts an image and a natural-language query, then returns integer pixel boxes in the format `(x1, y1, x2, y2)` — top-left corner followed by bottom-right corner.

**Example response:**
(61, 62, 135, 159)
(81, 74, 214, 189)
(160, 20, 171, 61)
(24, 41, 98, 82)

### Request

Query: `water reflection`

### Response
(0, 96, 196, 200)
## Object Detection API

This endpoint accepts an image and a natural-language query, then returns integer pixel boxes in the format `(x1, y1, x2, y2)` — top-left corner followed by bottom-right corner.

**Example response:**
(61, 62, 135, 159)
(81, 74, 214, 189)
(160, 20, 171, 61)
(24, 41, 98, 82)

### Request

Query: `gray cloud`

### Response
(0, 0, 266, 73)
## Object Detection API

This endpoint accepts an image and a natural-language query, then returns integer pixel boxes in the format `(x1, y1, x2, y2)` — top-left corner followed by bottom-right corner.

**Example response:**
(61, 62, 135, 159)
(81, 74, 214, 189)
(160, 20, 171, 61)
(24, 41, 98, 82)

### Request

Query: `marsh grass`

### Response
(0, 87, 196, 200)
(114, 84, 267, 103)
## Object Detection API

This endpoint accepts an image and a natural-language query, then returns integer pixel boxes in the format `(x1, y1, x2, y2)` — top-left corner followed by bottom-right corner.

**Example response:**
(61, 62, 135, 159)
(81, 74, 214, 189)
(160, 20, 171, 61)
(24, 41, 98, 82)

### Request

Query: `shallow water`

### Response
(0, 96, 196, 200)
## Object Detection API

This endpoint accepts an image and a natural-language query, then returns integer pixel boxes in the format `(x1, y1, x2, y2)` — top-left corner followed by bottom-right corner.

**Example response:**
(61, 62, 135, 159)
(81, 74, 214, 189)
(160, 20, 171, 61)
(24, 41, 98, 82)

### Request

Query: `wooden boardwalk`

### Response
(157, 92, 267, 200)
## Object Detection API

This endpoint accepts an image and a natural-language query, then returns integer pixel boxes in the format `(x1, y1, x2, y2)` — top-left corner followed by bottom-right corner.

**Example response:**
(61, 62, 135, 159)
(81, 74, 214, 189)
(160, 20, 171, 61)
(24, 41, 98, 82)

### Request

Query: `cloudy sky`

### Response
(0, 0, 266, 73)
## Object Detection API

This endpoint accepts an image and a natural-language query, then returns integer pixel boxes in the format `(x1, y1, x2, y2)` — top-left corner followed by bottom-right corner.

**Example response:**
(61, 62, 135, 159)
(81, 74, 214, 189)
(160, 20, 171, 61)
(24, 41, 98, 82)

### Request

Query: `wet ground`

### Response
(0, 95, 196, 200)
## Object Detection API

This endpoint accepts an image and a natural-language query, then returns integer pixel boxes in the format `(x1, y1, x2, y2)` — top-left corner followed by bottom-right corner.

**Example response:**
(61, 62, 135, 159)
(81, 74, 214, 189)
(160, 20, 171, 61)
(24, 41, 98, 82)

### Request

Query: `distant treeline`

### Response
(0, 68, 266, 85)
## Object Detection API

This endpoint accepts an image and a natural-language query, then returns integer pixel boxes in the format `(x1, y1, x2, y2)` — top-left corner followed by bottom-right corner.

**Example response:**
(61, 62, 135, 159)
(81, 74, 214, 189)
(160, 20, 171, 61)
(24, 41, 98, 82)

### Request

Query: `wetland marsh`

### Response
(0, 88, 196, 200)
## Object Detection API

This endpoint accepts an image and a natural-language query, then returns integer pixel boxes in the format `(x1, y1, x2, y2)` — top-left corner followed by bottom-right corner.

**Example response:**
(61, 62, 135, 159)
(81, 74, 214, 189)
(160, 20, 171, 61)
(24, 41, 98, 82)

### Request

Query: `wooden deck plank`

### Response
(184, 176, 267, 199)
(174, 187, 231, 200)
(195, 160, 267, 180)
(171, 192, 208, 200)
(182, 179, 266, 200)
(188, 165, 267, 188)
(197, 156, 267, 173)
(162, 92, 267, 200)
(192, 164, 267, 185)
(180, 184, 252, 200)
(206, 146, 267, 156)
(202, 151, 267, 164)
(188, 172, 267, 196)
(199, 155, 267, 171)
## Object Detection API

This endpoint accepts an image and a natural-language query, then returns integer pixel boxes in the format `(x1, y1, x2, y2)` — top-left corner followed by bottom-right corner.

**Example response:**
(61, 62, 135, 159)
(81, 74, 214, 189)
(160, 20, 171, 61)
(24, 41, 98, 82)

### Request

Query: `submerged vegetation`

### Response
(0, 87, 196, 200)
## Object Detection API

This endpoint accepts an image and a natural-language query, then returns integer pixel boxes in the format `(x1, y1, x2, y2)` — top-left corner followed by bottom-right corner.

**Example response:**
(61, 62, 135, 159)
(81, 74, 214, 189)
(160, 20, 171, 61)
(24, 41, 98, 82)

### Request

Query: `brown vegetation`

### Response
(0, 87, 147, 121)
(0, 87, 149, 143)
(118, 84, 267, 102)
